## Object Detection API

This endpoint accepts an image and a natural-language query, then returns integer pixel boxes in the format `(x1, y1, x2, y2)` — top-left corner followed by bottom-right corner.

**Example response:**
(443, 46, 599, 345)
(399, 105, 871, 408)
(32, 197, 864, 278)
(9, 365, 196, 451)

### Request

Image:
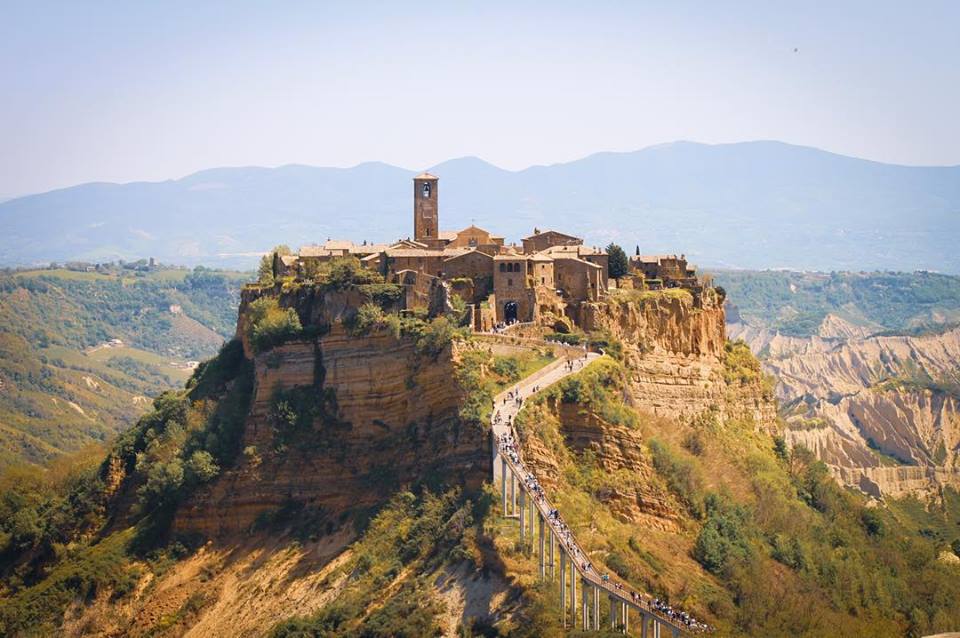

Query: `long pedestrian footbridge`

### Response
(488, 345, 707, 636)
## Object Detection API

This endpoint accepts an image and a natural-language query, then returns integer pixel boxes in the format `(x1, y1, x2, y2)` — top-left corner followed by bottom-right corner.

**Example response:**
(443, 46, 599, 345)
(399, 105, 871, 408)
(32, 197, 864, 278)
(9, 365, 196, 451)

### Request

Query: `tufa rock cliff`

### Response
(582, 291, 775, 427)
(176, 326, 488, 537)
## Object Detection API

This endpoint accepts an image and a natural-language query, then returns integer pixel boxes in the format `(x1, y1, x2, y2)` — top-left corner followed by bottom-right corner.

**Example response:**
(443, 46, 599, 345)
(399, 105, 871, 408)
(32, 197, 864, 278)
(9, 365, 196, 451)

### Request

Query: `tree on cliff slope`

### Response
(607, 243, 629, 279)
(258, 245, 292, 285)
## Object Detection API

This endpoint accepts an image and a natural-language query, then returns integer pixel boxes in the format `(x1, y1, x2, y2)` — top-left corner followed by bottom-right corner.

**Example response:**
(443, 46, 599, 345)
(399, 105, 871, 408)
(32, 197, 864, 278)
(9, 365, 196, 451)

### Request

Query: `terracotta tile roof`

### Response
(279, 255, 299, 266)
(553, 255, 602, 269)
(323, 239, 354, 250)
(542, 245, 606, 257)
(382, 249, 444, 258)
(348, 243, 390, 254)
(414, 172, 439, 180)
(444, 249, 493, 263)
(523, 229, 581, 242)
(457, 224, 492, 234)
(437, 230, 458, 240)
(391, 239, 429, 249)
(299, 246, 334, 257)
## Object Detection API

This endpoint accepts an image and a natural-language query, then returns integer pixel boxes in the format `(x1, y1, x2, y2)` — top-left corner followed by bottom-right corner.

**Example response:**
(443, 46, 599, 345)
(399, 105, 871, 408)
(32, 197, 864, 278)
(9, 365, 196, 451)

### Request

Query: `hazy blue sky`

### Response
(2, 0, 958, 197)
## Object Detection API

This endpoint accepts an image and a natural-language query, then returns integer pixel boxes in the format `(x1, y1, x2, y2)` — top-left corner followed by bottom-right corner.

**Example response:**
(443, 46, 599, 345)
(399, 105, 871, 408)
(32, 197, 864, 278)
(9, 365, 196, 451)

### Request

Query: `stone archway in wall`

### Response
(504, 301, 518, 323)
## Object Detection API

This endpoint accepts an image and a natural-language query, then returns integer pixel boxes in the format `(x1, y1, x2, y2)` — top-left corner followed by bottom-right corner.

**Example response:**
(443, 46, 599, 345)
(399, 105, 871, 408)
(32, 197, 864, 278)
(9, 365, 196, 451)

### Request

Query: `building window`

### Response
(499, 263, 506, 272)
(425, 228, 430, 237)
(507, 278, 512, 287)
(541, 277, 545, 284)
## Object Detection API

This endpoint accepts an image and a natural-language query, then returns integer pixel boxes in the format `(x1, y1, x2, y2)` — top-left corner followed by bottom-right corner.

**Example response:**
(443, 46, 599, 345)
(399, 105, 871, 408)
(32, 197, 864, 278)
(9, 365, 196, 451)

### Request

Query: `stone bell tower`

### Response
(413, 172, 439, 242)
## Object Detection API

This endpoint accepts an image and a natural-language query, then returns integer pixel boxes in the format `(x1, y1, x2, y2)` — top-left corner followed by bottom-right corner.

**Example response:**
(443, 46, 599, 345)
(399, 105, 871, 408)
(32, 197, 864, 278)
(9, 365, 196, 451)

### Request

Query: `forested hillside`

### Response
(0, 267, 247, 468)
(714, 270, 960, 337)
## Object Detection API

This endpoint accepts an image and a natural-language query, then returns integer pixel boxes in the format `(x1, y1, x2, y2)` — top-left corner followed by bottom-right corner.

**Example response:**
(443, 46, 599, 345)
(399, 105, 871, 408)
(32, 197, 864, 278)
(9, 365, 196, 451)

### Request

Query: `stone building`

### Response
(522, 229, 581, 254)
(275, 172, 701, 329)
(632, 254, 698, 289)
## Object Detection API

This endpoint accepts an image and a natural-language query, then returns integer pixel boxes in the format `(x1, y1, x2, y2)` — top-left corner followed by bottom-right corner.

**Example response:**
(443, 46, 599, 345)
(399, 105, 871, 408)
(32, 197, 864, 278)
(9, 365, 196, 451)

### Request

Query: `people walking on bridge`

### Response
(494, 372, 713, 634)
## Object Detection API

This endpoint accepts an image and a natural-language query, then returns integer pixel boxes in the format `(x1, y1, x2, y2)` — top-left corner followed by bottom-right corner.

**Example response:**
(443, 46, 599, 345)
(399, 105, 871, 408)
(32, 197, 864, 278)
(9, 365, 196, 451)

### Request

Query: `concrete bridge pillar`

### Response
(622, 600, 629, 632)
(570, 560, 577, 627)
(640, 610, 648, 638)
(549, 529, 555, 579)
(510, 470, 516, 515)
(593, 585, 601, 630)
(653, 619, 661, 638)
(609, 595, 617, 629)
(581, 578, 589, 630)
(500, 458, 507, 516)
(538, 513, 545, 579)
(519, 489, 525, 541)
(529, 495, 536, 538)
(559, 551, 567, 626)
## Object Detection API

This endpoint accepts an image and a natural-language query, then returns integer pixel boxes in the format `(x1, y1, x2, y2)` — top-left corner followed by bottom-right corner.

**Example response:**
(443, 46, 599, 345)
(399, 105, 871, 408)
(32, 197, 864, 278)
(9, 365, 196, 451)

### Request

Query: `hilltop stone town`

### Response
(272, 173, 704, 331)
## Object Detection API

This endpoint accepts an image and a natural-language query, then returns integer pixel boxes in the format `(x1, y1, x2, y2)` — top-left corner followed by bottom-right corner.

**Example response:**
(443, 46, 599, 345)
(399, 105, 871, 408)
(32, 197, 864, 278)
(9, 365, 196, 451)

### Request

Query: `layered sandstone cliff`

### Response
(582, 291, 775, 427)
(176, 325, 488, 537)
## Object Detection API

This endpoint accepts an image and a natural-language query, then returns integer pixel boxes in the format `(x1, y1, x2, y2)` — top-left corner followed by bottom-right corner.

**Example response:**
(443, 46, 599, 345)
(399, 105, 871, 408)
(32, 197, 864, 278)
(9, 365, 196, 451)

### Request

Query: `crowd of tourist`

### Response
(496, 430, 713, 634)
(489, 318, 526, 334)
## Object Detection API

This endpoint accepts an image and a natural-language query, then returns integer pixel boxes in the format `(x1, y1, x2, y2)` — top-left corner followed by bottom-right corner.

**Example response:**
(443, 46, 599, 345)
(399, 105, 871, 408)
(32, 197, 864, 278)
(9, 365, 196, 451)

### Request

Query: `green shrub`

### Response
(649, 438, 703, 516)
(348, 302, 388, 337)
(546, 332, 582, 345)
(491, 357, 521, 383)
(693, 493, 753, 575)
(413, 316, 464, 358)
(246, 296, 303, 353)
(723, 339, 762, 386)
(324, 257, 383, 290)
(770, 533, 806, 570)
(860, 508, 885, 537)
(605, 551, 633, 580)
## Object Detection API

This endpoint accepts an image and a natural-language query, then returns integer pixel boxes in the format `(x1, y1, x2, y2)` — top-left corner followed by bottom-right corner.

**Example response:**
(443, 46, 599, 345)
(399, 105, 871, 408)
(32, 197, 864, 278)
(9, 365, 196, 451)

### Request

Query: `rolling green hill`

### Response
(0, 267, 248, 468)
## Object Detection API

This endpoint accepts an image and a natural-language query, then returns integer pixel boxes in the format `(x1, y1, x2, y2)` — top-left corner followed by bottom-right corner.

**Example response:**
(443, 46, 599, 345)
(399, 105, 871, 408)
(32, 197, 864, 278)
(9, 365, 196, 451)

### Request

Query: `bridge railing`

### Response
(499, 445, 692, 636)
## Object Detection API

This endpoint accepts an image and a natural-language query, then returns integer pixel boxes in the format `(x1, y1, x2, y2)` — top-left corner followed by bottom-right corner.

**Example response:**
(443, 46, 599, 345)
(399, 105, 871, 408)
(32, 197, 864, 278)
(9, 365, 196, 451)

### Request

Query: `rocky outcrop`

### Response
(554, 403, 680, 528)
(582, 293, 775, 427)
(176, 328, 488, 537)
(515, 293, 777, 533)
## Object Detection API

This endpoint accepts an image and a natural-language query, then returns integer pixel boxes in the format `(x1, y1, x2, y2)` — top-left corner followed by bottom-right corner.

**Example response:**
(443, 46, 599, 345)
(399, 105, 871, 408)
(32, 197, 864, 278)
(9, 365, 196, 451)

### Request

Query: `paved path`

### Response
(486, 341, 703, 635)
(490, 349, 601, 484)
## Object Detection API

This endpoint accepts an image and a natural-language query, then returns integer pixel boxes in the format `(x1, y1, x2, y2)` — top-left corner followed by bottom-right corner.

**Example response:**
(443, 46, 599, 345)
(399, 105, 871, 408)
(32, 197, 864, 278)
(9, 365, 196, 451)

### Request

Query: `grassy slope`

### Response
(0, 268, 248, 467)
(505, 356, 960, 637)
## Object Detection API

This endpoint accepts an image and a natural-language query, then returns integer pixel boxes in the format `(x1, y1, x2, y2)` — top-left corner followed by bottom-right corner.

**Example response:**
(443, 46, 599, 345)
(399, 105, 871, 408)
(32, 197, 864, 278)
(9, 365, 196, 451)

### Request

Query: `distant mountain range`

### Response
(1, 141, 958, 272)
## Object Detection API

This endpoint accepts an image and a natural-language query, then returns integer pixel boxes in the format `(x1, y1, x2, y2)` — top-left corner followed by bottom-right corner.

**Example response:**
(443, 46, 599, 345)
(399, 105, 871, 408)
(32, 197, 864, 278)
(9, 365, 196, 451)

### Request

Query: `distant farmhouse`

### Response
(274, 173, 700, 330)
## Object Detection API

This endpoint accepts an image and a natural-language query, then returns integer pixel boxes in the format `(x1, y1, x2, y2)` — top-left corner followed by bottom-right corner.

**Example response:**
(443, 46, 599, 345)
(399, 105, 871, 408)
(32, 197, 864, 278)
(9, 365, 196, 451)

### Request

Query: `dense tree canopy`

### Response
(606, 243, 629, 279)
